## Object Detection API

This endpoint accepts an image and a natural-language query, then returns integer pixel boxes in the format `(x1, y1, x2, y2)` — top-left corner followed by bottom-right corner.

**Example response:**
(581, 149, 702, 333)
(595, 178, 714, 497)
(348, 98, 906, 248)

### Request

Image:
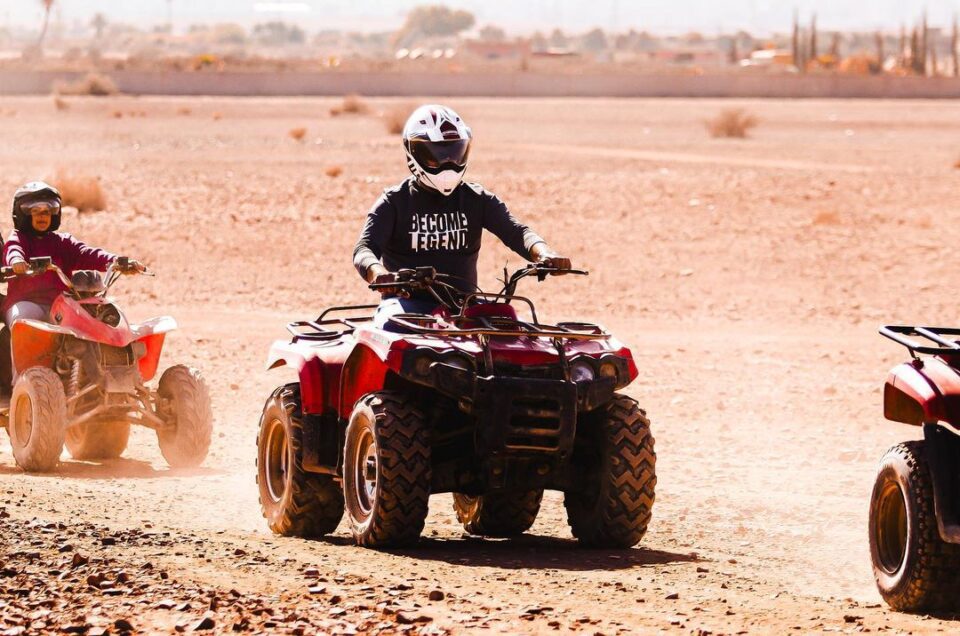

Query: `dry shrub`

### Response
(812, 210, 841, 226)
(954, 157, 960, 170)
(51, 172, 107, 212)
(54, 72, 118, 97)
(325, 165, 343, 178)
(53, 95, 69, 111)
(112, 111, 123, 119)
(382, 103, 414, 135)
(331, 94, 369, 117)
(177, 106, 192, 116)
(289, 127, 307, 142)
(706, 108, 758, 138)
(212, 112, 222, 121)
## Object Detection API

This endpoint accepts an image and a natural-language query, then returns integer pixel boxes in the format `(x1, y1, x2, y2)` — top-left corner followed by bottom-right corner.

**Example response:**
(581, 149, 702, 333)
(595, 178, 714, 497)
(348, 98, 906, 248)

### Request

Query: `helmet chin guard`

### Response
(402, 104, 472, 196)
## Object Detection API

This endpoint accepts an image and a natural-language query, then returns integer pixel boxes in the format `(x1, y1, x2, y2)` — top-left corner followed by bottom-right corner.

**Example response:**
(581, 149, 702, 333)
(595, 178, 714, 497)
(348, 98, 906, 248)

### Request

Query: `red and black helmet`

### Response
(12, 181, 61, 233)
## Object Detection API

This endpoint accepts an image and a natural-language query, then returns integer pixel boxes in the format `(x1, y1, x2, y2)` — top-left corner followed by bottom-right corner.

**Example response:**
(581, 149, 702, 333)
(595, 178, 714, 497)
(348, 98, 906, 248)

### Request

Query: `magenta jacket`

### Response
(2, 230, 116, 312)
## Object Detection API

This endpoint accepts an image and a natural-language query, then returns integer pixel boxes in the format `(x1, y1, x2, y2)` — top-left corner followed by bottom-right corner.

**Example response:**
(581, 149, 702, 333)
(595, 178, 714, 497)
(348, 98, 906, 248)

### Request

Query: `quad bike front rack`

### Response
(880, 325, 960, 358)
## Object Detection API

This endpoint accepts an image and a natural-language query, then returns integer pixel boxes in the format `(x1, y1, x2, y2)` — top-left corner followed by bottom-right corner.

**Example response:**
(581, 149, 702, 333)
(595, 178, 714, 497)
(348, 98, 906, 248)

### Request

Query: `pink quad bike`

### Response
(0, 256, 212, 472)
(258, 263, 656, 548)
(869, 325, 960, 612)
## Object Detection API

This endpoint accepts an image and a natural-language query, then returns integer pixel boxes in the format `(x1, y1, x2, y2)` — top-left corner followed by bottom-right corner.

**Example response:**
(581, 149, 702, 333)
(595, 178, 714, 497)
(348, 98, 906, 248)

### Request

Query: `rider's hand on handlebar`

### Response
(10, 260, 29, 276)
(537, 254, 572, 274)
(373, 272, 404, 297)
(115, 258, 146, 275)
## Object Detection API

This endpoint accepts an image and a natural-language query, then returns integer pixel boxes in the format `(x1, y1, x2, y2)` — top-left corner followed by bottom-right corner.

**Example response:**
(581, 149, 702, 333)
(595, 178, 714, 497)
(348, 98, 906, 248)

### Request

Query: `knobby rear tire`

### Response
(453, 489, 543, 537)
(257, 383, 344, 537)
(869, 441, 960, 612)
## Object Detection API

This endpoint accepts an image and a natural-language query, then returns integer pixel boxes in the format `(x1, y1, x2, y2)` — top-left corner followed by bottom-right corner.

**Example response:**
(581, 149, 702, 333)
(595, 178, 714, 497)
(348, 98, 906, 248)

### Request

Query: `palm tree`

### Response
(37, 0, 55, 51)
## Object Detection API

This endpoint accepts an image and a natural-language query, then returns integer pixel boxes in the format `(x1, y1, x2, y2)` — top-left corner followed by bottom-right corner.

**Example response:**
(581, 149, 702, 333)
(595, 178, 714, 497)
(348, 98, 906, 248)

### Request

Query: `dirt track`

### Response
(1, 95, 959, 634)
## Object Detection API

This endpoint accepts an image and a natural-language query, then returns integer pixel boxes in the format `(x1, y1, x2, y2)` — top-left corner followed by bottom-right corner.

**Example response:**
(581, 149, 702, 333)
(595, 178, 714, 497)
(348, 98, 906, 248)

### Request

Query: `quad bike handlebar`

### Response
(368, 263, 587, 308)
(1, 256, 152, 297)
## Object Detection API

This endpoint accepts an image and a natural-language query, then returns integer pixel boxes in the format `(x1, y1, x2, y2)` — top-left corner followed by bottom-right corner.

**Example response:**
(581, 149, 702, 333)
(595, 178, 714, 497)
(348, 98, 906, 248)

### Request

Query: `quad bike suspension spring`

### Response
(68, 359, 80, 398)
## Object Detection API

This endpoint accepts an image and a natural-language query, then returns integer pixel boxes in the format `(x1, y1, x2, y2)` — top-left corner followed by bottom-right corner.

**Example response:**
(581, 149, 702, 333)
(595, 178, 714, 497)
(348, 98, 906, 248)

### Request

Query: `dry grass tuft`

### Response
(53, 95, 69, 111)
(112, 111, 123, 119)
(331, 94, 369, 117)
(812, 210, 842, 226)
(954, 157, 960, 170)
(212, 112, 222, 121)
(706, 108, 758, 138)
(177, 106, 192, 116)
(325, 165, 343, 178)
(51, 171, 107, 212)
(382, 103, 415, 135)
(53, 73, 118, 97)
(288, 127, 307, 142)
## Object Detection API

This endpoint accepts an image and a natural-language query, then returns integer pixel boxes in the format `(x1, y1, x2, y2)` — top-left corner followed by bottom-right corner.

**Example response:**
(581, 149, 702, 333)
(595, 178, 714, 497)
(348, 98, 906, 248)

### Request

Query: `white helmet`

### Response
(402, 104, 472, 196)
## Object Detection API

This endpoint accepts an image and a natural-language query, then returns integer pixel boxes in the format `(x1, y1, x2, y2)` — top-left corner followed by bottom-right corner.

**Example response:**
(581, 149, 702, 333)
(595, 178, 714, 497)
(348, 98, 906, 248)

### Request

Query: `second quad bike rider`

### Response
(353, 104, 571, 323)
(3, 182, 144, 376)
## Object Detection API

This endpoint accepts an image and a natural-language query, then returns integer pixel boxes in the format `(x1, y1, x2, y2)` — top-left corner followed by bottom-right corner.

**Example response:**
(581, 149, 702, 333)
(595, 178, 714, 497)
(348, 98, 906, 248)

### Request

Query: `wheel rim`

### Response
(13, 394, 33, 447)
(875, 480, 908, 574)
(352, 428, 378, 518)
(263, 418, 289, 503)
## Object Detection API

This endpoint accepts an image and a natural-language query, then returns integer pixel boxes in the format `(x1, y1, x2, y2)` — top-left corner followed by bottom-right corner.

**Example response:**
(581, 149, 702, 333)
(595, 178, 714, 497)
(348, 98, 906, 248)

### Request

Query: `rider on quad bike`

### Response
(256, 105, 655, 549)
(0, 181, 213, 472)
(4, 182, 145, 333)
(353, 104, 571, 327)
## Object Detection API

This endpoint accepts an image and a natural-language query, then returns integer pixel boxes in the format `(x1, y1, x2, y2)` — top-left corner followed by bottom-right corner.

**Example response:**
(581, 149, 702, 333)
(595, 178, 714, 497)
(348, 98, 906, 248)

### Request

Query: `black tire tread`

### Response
(871, 441, 960, 611)
(453, 489, 543, 537)
(347, 392, 430, 547)
(256, 383, 344, 537)
(564, 394, 656, 548)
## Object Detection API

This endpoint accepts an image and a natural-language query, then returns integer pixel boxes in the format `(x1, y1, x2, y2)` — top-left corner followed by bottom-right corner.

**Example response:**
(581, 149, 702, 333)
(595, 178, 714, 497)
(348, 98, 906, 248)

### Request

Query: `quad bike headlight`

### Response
(570, 360, 596, 383)
(599, 361, 619, 381)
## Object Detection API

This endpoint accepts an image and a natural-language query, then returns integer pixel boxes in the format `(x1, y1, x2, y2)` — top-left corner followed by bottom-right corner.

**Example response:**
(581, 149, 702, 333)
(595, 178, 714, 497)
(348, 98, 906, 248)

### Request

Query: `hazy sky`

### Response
(4, 1, 960, 34)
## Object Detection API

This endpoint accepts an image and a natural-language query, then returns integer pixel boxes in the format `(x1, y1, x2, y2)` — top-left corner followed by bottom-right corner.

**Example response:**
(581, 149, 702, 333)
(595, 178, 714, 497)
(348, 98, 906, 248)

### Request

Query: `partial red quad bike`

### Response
(0, 256, 212, 472)
(869, 326, 960, 611)
(258, 264, 655, 548)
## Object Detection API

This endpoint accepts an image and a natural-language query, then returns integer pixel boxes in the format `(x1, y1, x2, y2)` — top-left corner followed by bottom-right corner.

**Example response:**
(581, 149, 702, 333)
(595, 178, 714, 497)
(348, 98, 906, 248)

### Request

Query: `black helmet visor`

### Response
(408, 138, 471, 171)
(20, 199, 61, 216)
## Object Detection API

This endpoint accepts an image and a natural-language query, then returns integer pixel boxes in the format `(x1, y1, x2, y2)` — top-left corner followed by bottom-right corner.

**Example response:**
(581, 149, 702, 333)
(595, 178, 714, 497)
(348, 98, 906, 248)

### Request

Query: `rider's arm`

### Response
(480, 190, 547, 260)
(3, 232, 26, 266)
(62, 234, 116, 273)
(353, 193, 396, 283)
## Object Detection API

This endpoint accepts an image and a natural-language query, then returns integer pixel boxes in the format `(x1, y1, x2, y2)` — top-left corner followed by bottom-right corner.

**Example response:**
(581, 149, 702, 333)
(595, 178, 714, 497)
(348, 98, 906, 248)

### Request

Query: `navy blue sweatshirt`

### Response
(353, 178, 545, 292)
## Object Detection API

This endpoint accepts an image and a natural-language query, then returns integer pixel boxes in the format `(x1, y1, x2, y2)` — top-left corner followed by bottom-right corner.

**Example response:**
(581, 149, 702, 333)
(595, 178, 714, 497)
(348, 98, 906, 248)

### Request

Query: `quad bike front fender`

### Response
(11, 319, 70, 373)
(132, 316, 177, 382)
(338, 342, 403, 419)
(884, 359, 960, 426)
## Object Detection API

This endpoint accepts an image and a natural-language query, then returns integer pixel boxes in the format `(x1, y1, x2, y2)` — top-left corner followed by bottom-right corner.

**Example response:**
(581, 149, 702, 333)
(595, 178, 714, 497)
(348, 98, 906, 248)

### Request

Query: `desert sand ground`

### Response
(0, 95, 959, 634)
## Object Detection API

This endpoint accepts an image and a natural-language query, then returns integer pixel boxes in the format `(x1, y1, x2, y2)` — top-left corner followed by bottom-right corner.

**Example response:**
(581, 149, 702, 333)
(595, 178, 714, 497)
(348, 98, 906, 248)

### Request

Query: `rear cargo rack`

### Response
(287, 304, 378, 342)
(880, 325, 960, 357)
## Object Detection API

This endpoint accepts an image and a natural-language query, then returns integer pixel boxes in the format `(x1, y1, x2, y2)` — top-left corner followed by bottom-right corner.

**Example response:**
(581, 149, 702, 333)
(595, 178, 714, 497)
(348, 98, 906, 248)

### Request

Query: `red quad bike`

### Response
(258, 263, 656, 548)
(869, 325, 960, 612)
(0, 256, 213, 472)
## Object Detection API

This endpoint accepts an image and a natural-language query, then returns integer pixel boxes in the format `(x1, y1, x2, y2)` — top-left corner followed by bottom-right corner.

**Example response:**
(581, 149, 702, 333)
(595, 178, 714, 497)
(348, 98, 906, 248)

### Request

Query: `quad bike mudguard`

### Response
(11, 296, 177, 382)
(883, 358, 960, 543)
